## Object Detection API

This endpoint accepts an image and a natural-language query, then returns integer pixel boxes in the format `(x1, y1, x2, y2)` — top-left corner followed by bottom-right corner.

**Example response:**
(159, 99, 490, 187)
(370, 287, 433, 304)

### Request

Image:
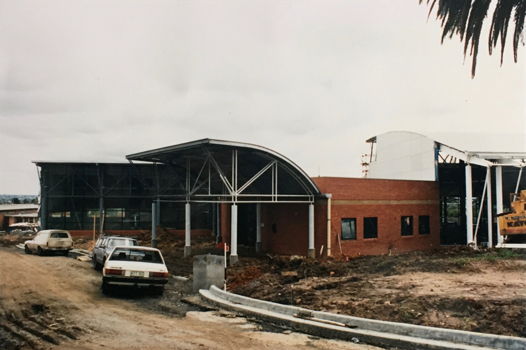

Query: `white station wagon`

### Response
(102, 246, 169, 296)
(24, 230, 73, 256)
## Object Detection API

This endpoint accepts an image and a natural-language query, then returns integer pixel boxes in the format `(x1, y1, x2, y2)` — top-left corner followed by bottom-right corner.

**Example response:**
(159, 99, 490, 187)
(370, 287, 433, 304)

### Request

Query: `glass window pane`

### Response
(341, 218, 356, 240)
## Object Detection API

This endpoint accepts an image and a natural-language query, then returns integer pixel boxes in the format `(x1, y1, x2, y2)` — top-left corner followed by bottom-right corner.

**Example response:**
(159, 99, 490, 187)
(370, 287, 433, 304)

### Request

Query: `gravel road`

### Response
(0, 246, 382, 350)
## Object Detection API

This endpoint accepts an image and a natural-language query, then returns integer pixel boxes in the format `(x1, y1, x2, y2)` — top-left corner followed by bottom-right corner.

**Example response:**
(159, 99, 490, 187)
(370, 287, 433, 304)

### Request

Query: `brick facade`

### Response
(313, 177, 440, 257)
(217, 177, 439, 258)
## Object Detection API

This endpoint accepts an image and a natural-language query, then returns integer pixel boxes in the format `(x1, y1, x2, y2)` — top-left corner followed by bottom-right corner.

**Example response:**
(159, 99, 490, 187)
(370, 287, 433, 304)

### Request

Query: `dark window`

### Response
(341, 218, 357, 240)
(419, 215, 430, 234)
(50, 232, 69, 238)
(401, 216, 413, 236)
(364, 217, 378, 239)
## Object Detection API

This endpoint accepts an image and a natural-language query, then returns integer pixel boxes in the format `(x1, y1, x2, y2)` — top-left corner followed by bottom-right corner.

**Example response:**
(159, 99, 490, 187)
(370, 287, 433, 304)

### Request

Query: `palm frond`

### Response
(421, 0, 526, 77)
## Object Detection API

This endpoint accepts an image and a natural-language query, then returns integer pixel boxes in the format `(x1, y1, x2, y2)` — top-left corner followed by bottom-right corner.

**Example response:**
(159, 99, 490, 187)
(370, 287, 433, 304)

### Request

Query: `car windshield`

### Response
(109, 248, 163, 264)
(50, 232, 69, 238)
(107, 239, 137, 248)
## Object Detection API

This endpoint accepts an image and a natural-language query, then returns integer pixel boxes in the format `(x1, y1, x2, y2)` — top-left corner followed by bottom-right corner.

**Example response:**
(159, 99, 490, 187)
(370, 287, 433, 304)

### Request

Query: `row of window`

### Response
(341, 215, 430, 240)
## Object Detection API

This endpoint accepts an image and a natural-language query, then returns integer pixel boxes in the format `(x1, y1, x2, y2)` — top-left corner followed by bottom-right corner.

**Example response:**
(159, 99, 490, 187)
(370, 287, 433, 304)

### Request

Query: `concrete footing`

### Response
(200, 285, 526, 350)
(307, 249, 315, 259)
(255, 242, 262, 253)
(229, 254, 238, 265)
(193, 255, 225, 293)
(184, 245, 191, 257)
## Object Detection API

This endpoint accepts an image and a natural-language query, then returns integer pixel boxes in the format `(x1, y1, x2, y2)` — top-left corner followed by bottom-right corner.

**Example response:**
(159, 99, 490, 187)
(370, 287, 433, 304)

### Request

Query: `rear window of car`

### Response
(50, 232, 69, 238)
(109, 248, 163, 264)
(107, 239, 137, 248)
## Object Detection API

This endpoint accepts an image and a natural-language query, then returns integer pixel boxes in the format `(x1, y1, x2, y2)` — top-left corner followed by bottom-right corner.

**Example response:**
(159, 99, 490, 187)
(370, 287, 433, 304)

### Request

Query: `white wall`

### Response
(368, 131, 437, 181)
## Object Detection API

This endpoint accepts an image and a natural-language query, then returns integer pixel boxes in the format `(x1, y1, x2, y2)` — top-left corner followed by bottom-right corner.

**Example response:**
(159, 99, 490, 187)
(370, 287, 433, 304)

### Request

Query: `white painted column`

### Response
(486, 167, 493, 247)
(327, 195, 332, 257)
(255, 203, 262, 253)
(465, 164, 474, 245)
(230, 204, 238, 264)
(496, 166, 504, 245)
(184, 202, 191, 257)
(308, 203, 315, 259)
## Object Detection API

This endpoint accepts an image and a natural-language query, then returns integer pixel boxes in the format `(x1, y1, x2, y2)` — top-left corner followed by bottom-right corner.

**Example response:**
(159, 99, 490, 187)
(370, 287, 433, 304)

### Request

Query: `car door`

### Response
(96, 238, 107, 264)
(35, 232, 48, 250)
(28, 233, 41, 251)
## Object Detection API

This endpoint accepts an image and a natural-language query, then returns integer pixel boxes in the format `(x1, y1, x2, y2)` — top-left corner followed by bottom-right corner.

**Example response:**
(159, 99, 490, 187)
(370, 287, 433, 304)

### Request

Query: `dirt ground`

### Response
(0, 234, 381, 350)
(227, 247, 526, 338)
(137, 230, 526, 338)
(134, 230, 526, 338)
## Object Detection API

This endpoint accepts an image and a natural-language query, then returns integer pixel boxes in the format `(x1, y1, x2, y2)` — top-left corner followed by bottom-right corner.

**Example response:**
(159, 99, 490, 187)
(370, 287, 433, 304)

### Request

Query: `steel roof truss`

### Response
(236, 160, 276, 195)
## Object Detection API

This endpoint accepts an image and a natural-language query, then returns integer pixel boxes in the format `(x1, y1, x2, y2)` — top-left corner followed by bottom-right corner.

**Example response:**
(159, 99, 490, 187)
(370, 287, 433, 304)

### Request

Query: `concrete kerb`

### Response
(200, 285, 526, 350)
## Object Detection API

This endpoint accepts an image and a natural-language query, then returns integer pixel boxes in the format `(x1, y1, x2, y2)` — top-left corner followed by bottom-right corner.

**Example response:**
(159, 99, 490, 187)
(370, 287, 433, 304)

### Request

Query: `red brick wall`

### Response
(261, 203, 310, 255)
(313, 177, 440, 258)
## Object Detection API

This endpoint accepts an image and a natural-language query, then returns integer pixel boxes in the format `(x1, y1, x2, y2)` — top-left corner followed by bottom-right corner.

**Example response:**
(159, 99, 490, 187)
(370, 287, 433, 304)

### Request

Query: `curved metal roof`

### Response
(126, 139, 320, 202)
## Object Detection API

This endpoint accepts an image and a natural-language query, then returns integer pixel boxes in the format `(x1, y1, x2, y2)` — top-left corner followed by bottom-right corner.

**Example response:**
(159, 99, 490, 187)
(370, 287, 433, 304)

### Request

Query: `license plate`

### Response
(130, 271, 143, 277)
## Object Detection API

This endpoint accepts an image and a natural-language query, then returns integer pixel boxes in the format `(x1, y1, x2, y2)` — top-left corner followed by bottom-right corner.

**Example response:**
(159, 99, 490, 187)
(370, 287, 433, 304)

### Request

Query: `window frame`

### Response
(418, 215, 431, 234)
(363, 217, 378, 239)
(341, 218, 357, 241)
(401, 216, 413, 236)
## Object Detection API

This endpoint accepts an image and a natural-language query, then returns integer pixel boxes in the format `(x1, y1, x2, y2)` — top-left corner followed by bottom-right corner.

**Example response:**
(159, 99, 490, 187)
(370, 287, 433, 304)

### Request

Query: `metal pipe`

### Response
(473, 171, 488, 244)
(308, 204, 315, 258)
(486, 168, 493, 247)
(327, 195, 332, 257)
(256, 203, 261, 253)
(151, 202, 157, 248)
(156, 197, 161, 227)
(230, 204, 238, 264)
(184, 202, 191, 257)
(465, 163, 474, 245)
(496, 166, 504, 245)
(513, 167, 523, 201)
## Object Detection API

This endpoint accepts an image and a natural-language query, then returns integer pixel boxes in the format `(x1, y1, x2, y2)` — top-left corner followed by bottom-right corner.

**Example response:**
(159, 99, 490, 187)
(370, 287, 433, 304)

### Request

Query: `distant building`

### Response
(0, 204, 39, 231)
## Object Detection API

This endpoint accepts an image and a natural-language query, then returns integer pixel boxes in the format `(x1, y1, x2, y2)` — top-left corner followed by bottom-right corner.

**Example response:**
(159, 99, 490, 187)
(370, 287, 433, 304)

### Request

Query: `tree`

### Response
(421, 0, 526, 77)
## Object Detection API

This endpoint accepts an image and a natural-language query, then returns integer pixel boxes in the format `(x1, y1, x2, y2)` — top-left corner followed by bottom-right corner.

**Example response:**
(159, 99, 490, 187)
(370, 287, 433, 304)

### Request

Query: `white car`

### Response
(24, 230, 73, 256)
(102, 246, 169, 296)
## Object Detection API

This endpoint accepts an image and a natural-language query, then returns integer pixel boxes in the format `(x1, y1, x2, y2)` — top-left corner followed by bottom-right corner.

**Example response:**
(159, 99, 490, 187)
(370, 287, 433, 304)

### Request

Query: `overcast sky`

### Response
(1, 0, 524, 195)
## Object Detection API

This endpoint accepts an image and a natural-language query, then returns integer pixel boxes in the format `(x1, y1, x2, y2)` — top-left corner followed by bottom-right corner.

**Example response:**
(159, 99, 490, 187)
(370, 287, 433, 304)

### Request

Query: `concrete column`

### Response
(256, 203, 262, 253)
(151, 202, 157, 248)
(99, 197, 104, 234)
(496, 166, 504, 245)
(486, 167, 493, 247)
(184, 202, 191, 257)
(308, 203, 315, 259)
(216, 203, 221, 244)
(156, 197, 161, 227)
(230, 204, 238, 264)
(465, 164, 474, 245)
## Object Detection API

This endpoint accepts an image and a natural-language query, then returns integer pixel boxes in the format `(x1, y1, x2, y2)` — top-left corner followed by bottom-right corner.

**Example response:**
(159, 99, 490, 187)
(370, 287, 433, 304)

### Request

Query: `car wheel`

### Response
(37, 247, 44, 256)
(101, 282, 111, 295)
(93, 256, 102, 271)
(24, 245, 32, 254)
(153, 286, 164, 296)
